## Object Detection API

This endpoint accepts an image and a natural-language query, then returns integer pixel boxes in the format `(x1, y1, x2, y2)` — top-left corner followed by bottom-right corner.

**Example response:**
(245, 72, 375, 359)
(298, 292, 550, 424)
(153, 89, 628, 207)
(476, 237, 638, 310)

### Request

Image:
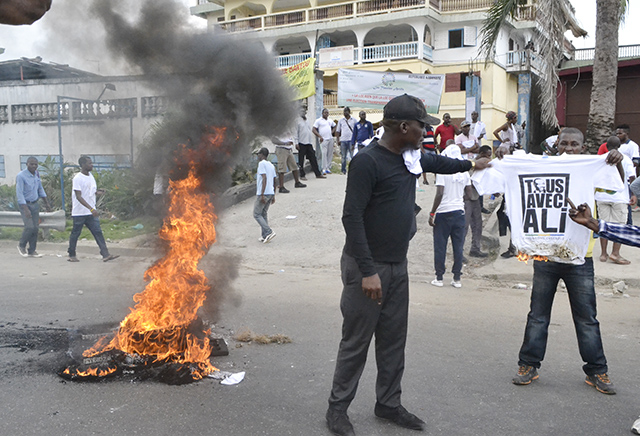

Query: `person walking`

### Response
(326, 94, 490, 436)
(16, 156, 51, 258)
(272, 132, 306, 194)
(253, 147, 277, 243)
(67, 156, 119, 262)
(293, 106, 325, 180)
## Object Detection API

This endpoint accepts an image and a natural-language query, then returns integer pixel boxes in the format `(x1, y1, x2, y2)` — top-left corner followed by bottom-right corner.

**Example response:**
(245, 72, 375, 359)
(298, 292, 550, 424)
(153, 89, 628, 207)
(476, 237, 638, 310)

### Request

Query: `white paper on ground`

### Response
(220, 371, 246, 385)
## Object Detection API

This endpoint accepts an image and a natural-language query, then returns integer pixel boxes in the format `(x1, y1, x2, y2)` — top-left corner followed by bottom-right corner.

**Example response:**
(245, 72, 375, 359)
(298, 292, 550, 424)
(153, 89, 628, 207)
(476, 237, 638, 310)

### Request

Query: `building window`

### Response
(0, 155, 5, 178)
(449, 29, 463, 48)
(448, 26, 477, 49)
(445, 72, 480, 93)
(20, 155, 61, 175)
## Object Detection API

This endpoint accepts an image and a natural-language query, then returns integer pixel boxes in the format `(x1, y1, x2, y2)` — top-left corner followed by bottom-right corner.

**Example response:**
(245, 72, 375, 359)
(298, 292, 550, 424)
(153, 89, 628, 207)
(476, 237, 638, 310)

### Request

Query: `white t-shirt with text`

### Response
(472, 154, 624, 264)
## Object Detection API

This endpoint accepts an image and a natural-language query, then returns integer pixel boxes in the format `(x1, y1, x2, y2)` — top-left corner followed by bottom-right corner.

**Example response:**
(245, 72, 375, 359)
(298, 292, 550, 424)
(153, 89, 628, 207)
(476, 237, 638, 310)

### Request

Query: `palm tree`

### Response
(585, 0, 626, 152)
(479, 0, 627, 150)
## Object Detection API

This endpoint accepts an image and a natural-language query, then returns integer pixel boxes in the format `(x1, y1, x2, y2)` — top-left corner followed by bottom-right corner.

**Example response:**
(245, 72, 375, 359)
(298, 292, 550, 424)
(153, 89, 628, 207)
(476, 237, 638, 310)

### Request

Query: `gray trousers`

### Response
(464, 198, 482, 252)
(328, 252, 409, 412)
(19, 201, 40, 254)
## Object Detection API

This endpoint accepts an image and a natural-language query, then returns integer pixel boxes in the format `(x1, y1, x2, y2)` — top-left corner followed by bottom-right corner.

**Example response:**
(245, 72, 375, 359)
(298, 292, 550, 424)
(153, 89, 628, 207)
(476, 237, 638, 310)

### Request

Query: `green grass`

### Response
(0, 216, 162, 243)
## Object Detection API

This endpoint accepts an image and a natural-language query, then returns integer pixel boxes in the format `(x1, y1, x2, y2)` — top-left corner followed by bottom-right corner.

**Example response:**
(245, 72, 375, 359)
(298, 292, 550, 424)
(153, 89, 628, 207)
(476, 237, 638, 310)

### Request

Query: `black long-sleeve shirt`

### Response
(342, 141, 473, 276)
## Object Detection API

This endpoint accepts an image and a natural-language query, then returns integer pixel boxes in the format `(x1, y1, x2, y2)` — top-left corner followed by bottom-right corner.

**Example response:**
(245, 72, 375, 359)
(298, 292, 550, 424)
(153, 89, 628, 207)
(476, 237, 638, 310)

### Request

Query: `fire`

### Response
(65, 128, 228, 382)
(62, 366, 118, 379)
(516, 252, 549, 264)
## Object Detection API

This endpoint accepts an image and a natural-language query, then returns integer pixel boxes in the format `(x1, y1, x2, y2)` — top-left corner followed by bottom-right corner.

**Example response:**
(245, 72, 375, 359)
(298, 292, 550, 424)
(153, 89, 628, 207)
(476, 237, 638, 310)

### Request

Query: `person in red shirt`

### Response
(434, 113, 459, 151)
(597, 142, 609, 155)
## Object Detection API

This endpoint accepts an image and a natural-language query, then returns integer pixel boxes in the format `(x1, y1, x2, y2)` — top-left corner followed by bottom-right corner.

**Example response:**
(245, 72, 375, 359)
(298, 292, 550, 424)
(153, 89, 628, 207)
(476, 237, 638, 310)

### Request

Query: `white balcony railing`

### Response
(275, 42, 433, 68)
(505, 49, 544, 76)
(574, 44, 640, 61)
(214, 0, 536, 33)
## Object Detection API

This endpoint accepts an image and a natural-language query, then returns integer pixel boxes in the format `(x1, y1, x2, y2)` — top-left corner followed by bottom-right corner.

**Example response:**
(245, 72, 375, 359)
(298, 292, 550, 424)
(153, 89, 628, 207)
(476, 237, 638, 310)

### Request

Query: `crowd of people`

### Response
(15, 93, 640, 435)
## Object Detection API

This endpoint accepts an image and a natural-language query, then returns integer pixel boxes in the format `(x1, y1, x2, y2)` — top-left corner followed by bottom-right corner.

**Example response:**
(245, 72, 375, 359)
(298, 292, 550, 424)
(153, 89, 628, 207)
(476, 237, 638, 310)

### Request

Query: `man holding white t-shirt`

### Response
(474, 128, 624, 395)
(67, 156, 119, 263)
(455, 120, 479, 160)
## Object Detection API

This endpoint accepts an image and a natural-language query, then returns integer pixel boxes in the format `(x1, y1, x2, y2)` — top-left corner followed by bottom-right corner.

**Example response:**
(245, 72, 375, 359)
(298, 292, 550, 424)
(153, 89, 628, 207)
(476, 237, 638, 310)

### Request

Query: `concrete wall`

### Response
(0, 76, 166, 183)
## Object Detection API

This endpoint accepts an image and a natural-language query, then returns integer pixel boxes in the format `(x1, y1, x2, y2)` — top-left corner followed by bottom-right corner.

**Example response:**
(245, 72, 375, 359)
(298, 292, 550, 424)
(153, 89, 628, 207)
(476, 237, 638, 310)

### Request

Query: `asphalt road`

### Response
(0, 172, 639, 436)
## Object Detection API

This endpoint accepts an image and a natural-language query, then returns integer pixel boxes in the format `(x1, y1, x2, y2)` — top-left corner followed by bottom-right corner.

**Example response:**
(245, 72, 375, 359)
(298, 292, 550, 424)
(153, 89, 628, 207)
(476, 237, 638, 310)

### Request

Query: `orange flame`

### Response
(71, 128, 228, 380)
(516, 252, 549, 264)
(62, 366, 118, 378)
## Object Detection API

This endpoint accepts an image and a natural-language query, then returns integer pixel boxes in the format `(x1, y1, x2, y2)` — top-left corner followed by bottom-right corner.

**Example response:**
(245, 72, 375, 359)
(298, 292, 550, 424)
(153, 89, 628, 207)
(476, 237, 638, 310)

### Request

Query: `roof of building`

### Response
(0, 57, 100, 81)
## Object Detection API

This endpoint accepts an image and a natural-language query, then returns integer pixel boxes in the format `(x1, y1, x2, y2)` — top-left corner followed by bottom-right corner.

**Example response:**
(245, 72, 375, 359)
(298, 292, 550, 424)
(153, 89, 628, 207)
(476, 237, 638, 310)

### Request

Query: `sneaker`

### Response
(263, 232, 276, 244)
(631, 416, 640, 434)
(326, 408, 355, 436)
(258, 237, 264, 242)
(585, 373, 616, 395)
(451, 280, 462, 288)
(17, 245, 28, 258)
(374, 404, 426, 431)
(469, 250, 489, 258)
(316, 174, 326, 179)
(294, 182, 307, 188)
(501, 250, 516, 258)
(512, 365, 539, 385)
(431, 278, 443, 287)
(278, 187, 290, 194)
(28, 251, 43, 258)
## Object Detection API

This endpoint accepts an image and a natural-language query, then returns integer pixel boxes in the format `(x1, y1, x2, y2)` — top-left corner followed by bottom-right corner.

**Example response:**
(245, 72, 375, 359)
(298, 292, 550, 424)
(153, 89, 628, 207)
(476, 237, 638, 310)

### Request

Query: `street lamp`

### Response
(56, 83, 117, 212)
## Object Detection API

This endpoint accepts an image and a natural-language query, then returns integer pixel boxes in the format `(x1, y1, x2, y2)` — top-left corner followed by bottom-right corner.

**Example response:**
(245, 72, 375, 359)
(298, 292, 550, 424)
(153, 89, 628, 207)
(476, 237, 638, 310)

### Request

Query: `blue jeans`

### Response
(340, 141, 352, 174)
(68, 215, 110, 258)
(433, 209, 466, 280)
(518, 258, 608, 375)
(253, 195, 273, 238)
(19, 201, 40, 254)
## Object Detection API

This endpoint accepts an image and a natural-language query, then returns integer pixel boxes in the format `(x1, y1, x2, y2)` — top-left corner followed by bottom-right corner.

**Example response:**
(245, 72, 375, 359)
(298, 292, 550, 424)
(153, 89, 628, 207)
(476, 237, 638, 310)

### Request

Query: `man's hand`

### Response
(605, 149, 623, 165)
(567, 198, 599, 232)
(362, 273, 382, 304)
(631, 195, 637, 207)
(271, 196, 276, 204)
(91, 209, 99, 217)
(22, 206, 31, 219)
(428, 215, 435, 227)
(474, 157, 491, 170)
(260, 195, 267, 204)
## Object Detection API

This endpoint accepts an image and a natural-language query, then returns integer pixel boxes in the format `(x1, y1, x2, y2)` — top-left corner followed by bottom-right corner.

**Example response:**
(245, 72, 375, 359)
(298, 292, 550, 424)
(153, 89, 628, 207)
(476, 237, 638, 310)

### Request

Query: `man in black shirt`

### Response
(326, 94, 491, 436)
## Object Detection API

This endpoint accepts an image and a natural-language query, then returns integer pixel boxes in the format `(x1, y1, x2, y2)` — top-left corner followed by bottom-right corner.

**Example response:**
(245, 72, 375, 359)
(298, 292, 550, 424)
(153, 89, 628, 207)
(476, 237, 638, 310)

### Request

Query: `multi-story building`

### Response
(191, 0, 582, 148)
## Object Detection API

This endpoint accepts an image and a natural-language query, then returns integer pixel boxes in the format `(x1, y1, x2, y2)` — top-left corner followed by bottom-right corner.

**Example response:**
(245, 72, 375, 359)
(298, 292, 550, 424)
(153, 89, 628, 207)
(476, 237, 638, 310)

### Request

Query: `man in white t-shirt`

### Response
(616, 124, 639, 164)
(470, 111, 486, 145)
(596, 136, 636, 264)
(254, 148, 277, 244)
(428, 142, 472, 288)
(67, 156, 119, 262)
(312, 108, 336, 175)
(475, 128, 624, 394)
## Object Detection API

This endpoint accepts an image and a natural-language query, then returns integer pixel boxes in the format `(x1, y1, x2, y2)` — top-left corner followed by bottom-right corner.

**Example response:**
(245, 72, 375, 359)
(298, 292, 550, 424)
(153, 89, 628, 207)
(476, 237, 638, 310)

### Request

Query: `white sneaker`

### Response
(632, 416, 640, 435)
(263, 232, 276, 244)
(451, 280, 462, 288)
(258, 237, 264, 242)
(430, 278, 443, 287)
(17, 245, 28, 258)
(28, 251, 43, 258)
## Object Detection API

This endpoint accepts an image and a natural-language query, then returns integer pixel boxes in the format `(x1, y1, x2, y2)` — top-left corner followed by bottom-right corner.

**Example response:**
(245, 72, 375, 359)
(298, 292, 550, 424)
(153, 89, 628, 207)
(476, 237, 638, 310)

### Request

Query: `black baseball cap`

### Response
(383, 94, 427, 123)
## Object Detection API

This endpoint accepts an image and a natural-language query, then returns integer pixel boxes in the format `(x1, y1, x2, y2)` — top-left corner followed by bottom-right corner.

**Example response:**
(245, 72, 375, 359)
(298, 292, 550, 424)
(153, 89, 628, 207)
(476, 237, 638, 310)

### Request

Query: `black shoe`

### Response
(326, 408, 355, 436)
(294, 182, 307, 188)
(481, 208, 491, 214)
(501, 250, 516, 258)
(279, 187, 290, 193)
(512, 365, 539, 385)
(374, 404, 425, 431)
(469, 250, 488, 258)
(585, 373, 616, 395)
